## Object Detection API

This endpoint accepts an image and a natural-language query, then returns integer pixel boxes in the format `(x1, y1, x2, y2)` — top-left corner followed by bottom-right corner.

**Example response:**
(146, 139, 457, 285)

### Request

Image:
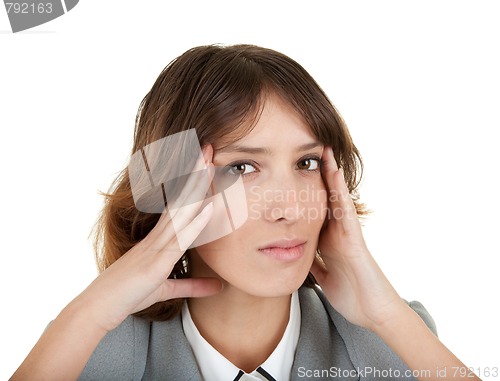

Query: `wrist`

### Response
(366, 298, 412, 334)
(58, 295, 111, 337)
(61, 284, 128, 335)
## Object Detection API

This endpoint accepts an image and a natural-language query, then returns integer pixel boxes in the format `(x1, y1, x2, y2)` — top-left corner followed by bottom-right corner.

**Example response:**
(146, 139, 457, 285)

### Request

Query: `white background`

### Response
(1, 1, 499, 379)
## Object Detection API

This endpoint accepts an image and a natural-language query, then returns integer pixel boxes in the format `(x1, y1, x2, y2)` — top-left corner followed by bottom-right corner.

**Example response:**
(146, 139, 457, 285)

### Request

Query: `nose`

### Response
(258, 174, 303, 224)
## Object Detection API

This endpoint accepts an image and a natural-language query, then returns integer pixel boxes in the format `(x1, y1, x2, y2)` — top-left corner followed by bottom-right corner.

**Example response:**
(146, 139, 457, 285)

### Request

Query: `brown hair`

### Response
(92, 44, 370, 321)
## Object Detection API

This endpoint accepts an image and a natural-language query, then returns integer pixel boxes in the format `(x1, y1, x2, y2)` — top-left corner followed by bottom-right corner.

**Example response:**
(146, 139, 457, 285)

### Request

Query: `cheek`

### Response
(298, 180, 328, 225)
(190, 227, 255, 280)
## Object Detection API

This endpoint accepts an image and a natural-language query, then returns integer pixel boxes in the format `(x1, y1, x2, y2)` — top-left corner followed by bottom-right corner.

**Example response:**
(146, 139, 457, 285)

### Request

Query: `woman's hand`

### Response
(310, 147, 481, 380)
(310, 146, 405, 331)
(11, 145, 222, 381)
(79, 144, 222, 332)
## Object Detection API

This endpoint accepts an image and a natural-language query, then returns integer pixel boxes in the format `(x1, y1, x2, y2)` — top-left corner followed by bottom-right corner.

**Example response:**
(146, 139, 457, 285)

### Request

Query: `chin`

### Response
(237, 270, 310, 298)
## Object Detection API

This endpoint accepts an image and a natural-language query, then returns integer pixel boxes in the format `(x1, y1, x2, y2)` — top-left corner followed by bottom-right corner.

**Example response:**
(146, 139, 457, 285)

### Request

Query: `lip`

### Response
(259, 238, 307, 250)
(258, 239, 307, 262)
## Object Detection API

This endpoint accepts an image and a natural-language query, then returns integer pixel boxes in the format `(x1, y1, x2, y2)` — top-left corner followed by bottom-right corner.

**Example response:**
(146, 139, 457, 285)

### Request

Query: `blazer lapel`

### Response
(144, 314, 203, 380)
(292, 287, 358, 381)
(301, 286, 423, 381)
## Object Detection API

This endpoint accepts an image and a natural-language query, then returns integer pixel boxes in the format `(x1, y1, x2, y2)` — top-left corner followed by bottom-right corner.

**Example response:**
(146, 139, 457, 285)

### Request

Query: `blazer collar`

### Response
(150, 287, 358, 381)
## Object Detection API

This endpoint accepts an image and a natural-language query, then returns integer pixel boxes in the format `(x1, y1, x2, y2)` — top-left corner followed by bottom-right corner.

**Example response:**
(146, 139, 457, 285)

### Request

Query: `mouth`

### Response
(259, 238, 306, 249)
(258, 239, 307, 262)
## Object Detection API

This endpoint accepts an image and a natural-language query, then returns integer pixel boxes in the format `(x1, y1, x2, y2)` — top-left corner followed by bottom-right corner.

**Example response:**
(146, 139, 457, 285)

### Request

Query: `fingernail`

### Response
(203, 152, 209, 167)
(202, 144, 213, 166)
(200, 202, 213, 216)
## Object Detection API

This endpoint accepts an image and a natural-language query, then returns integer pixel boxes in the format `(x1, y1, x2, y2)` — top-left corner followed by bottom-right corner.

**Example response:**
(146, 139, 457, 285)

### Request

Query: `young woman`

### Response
(11, 44, 480, 381)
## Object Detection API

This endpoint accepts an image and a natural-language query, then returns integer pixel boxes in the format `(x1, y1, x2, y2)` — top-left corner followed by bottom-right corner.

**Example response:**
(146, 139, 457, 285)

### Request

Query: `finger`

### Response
(151, 144, 213, 235)
(321, 146, 339, 205)
(203, 144, 217, 198)
(166, 163, 214, 231)
(136, 201, 214, 282)
(131, 277, 223, 314)
(322, 146, 339, 173)
(320, 146, 342, 219)
(139, 144, 215, 253)
(165, 142, 215, 221)
(202, 143, 214, 165)
(161, 144, 214, 235)
(161, 277, 223, 300)
(146, 163, 214, 248)
(334, 168, 360, 232)
(175, 201, 214, 251)
(320, 148, 362, 236)
(147, 199, 214, 259)
(167, 148, 209, 212)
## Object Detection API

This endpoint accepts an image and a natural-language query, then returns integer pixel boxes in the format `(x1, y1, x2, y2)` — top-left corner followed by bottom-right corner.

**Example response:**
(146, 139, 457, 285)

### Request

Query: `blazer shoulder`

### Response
(307, 286, 438, 337)
(78, 315, 151, 381)
(301, 286, 438, 380)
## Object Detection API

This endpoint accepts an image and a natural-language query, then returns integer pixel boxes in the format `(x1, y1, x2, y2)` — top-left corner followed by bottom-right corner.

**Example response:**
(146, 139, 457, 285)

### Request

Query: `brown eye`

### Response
(298, 158, 320, 171)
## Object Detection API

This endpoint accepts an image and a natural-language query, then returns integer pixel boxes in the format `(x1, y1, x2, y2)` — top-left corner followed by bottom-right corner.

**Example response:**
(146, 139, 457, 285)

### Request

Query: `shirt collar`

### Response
(182, 291, 301, 381)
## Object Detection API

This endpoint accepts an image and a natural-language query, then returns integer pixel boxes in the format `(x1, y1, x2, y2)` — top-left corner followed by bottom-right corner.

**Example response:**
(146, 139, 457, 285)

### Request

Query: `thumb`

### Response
(161, 277, 223, 300)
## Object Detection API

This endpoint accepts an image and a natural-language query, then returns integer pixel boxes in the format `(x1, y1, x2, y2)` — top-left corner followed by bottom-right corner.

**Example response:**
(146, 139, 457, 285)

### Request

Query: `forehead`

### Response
(213, 94, 317, 152)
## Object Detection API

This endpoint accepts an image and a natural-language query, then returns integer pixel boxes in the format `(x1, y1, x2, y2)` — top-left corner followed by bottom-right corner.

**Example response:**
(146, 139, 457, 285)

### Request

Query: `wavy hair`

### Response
(91, 44, 370, 321)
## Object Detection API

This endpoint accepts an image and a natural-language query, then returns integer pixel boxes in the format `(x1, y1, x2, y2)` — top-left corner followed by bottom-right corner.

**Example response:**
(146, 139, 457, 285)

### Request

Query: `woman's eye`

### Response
(226, 162, 257, 176)
(297, 157, 321, 171)
(224, 157, 320, 176)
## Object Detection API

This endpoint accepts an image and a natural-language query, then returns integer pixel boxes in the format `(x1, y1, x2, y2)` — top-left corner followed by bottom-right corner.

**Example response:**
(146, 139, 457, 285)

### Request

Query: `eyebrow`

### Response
(217, 141, 323, 155)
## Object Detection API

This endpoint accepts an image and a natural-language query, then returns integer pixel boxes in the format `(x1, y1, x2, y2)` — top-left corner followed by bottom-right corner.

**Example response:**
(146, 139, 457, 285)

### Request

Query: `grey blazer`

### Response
(79, 286, 437, 381)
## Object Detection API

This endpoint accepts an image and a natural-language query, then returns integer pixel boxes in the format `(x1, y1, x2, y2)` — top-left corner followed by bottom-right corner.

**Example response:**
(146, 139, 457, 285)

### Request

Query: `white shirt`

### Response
(182, 291, 301, 381)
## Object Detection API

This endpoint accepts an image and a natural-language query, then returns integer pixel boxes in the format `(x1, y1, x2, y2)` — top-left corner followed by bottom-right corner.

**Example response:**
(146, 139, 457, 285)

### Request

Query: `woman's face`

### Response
(190, 95, 328, 297)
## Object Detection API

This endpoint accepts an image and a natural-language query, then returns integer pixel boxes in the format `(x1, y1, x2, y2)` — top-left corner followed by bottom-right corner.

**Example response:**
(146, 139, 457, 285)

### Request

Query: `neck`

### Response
(188, 286, 292, 373)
